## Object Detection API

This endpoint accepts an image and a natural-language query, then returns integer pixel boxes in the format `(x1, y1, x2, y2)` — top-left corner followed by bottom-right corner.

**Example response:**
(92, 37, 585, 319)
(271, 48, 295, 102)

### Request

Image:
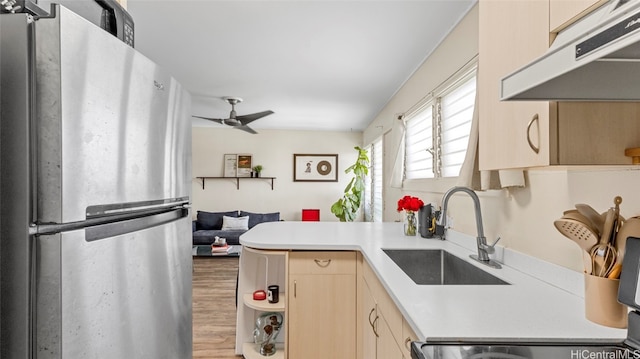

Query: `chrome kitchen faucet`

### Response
(440, 186, 502, 269)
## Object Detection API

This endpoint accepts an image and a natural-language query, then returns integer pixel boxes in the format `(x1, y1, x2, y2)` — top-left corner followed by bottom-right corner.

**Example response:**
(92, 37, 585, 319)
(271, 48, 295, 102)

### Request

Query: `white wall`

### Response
(363, 4, 640, 272)
(191, 127, 363, 221)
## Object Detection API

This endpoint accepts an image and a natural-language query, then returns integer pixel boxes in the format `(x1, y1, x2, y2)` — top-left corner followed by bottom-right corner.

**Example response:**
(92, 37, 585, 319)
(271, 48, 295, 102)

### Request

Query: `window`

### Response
(405, 105, 433, 179)
(364, 137, 383, 222)
(404, 65, 476, 179)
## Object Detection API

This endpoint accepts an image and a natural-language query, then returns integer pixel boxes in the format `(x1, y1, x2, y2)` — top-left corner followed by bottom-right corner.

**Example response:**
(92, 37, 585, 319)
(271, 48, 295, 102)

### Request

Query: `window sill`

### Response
(402, 177, 459, 194)
(401, 177, 503, 198)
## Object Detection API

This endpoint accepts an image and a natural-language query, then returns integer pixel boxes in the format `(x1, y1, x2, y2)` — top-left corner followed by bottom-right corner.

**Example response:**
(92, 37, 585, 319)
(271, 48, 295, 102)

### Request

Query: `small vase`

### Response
(404, 211, 417, 236)
(253, 312, 283, 356)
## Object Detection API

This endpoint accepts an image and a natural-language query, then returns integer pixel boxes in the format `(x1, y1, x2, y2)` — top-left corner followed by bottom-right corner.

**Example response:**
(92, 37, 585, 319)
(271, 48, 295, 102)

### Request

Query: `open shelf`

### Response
(196, 176, 276, 190)
(243, 293, 285, 312)
(242, 342, 285, 359)
(236, 246, 288, 358)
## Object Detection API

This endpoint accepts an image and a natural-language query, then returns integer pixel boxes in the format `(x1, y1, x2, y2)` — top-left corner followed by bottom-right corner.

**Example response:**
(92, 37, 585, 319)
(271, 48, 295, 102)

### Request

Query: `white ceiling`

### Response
(126, 0, 476, 132)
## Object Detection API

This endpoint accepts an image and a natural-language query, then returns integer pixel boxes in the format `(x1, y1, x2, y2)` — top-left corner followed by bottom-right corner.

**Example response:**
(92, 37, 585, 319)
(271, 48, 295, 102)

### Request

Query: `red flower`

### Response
(397, 195, 424, 212)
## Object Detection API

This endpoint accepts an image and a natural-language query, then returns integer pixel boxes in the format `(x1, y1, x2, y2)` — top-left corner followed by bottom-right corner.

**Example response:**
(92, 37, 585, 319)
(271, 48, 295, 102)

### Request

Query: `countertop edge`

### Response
(240, 222, 628, 341)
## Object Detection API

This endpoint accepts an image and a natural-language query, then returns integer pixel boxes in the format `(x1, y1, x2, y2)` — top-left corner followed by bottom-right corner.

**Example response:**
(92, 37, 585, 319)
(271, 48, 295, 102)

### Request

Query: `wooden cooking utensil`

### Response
(591, 244, 617, 277)
(583, 250, 593, 275)
(613, 196, 622, 235)
(607, 263, 622, 279)
(590, 208, 618, 277)
(615, 216, 640, 263)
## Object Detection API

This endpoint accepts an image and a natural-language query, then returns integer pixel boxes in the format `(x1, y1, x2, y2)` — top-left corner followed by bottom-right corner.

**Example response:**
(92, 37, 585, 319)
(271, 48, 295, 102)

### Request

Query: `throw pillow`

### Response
(221, 216, 250, 231)
(239, 211, 280, 229)
(197, 211, 238, 230)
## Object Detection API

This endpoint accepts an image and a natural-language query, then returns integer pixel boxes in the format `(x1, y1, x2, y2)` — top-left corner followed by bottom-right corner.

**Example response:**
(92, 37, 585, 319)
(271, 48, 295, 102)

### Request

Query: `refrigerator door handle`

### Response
(34, 204, 189, 238)
(84, 207, 189, 242)
(85, 208, 189, 242)
(86, 197, 190, 218)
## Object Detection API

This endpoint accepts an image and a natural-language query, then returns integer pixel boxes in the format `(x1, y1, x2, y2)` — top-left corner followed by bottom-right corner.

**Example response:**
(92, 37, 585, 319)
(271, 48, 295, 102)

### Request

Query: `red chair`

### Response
(302, 209, 320, 221)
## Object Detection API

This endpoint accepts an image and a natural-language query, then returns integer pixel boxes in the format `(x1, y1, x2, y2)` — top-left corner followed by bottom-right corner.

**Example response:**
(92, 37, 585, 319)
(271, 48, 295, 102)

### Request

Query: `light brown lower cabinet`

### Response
(361, 280, 378, 359)
(357, 253, 417, 359)
(287, 251, 356, 359)
(376, 312, 404, 359)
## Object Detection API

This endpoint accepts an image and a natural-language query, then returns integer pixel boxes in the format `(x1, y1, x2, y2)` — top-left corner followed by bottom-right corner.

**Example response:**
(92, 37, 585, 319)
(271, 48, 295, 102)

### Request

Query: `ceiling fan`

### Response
(193, 97, 274, 134)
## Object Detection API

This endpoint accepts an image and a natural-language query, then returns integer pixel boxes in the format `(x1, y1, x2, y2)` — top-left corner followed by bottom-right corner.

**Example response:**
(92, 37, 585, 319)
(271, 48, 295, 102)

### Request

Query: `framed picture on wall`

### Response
(293, 154, 338, 182)
(223, 154, 237, 177)
(237, 154, 253, 177)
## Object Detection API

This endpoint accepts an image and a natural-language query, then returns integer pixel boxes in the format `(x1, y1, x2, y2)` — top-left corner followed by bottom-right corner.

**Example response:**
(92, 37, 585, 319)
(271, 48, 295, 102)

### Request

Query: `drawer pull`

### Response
(294, 280, 297, 298)
(371, 316, 380, 338)
(314, 259, 332, 267)
(368, 308, 376, 327)
(405, 337, 412, 350)
(368, 308, 380, 337)
(526, 114, 540, 154)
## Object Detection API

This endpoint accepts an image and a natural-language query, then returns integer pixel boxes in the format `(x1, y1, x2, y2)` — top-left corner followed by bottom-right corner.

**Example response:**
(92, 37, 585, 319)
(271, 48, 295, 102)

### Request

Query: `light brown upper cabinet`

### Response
(478, 0, 640, 171)
(479, 0, 551, 170)
(549, 0, 606, 33)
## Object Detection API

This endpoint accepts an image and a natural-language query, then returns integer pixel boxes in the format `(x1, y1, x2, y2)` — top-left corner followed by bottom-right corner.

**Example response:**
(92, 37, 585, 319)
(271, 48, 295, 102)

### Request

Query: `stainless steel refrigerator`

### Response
(1, 4, 193, 358)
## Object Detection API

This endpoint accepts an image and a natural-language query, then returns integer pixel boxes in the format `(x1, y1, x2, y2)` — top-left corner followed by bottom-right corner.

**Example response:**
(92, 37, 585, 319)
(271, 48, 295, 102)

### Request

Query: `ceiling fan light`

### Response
(224, 118, 241, 126)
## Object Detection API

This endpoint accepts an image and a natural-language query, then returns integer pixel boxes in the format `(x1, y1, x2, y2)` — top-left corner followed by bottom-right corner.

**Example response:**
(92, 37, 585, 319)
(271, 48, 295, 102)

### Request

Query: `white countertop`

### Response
(240, 221, 627, 342)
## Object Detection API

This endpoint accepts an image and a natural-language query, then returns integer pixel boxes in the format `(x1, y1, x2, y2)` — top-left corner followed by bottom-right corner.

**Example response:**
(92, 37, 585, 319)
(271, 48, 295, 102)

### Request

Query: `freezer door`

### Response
(35, 211, 192, 358)
(34, 6, 191, 224)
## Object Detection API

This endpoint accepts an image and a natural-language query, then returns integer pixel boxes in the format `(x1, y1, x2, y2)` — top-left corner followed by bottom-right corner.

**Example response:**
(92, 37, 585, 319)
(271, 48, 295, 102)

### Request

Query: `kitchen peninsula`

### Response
(236, 221, 626, 358)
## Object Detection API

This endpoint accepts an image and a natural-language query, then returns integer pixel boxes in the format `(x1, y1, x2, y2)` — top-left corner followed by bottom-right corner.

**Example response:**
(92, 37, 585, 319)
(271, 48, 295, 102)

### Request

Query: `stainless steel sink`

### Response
(383, 249, 509, 285)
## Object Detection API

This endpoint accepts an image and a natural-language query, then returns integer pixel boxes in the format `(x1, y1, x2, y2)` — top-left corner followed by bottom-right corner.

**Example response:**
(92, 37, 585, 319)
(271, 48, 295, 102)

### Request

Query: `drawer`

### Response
(289, 251, 356, 275)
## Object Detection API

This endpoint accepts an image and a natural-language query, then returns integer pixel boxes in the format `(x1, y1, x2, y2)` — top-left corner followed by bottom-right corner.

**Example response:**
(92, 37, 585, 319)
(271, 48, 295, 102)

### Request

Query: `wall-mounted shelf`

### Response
(196, 176, 276, 190)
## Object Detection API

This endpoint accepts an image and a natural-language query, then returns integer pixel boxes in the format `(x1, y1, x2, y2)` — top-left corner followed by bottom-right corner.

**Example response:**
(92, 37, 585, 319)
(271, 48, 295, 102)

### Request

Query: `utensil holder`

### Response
(584, 273, 627, 328)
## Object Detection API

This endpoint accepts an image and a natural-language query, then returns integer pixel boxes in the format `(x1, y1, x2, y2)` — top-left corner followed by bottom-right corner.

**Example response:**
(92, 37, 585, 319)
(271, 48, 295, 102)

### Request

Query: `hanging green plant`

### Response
(330, 146, 370, 222)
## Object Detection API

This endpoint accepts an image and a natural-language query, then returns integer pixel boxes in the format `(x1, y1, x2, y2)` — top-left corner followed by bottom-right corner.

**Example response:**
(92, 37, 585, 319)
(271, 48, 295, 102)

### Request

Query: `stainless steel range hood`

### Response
(501, 0, 640, 101)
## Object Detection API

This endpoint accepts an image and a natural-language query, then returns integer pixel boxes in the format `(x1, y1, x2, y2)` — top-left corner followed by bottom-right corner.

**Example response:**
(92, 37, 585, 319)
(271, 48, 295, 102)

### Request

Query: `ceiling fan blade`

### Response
(193, 115, 224, 125)
(237, 110, 274, 125)
(236, 125, 258, 134)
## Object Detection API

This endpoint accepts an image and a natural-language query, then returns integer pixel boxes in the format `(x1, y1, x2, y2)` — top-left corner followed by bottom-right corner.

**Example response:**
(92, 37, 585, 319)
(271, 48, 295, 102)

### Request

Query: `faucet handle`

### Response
(483, 237, 501, 254)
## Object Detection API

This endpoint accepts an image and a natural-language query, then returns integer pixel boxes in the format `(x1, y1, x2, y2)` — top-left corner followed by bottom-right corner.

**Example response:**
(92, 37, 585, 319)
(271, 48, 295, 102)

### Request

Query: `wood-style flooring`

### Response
(192, 256, 241, 359)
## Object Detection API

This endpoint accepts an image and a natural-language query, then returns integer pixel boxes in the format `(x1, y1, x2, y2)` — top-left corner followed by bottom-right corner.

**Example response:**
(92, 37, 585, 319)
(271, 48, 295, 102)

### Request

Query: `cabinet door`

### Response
(360, 280, 378, 359)
(377, 313, 403, 359)
(288, 273, 356, 359)
(550, 0, 604, 32)
(478, 0, 551, 170)
(401, 319, 418, 359)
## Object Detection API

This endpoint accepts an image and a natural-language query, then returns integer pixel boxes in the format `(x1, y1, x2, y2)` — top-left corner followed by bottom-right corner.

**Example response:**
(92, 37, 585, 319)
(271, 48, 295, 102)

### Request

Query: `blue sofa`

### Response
(192, 210, 280, 246)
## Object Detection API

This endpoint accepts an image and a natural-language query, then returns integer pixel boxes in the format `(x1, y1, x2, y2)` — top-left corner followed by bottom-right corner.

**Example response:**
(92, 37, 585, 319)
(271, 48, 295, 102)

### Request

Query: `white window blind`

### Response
(404, 106, 433, 180)
(364, 138, 383, 222)
(403, 63, 476, 179)
(371, 138, 383, 222)
(364, 144, 373, 222)
(441, 75, 475, 177)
